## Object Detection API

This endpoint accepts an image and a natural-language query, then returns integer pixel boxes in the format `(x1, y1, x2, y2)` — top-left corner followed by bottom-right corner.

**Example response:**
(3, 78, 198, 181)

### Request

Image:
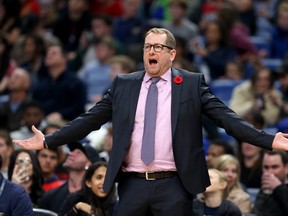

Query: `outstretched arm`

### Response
(13, 125, 45, 150)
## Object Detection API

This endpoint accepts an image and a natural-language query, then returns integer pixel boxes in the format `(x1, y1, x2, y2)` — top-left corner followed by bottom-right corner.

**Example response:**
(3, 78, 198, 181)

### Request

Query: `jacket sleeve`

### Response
(45, 78, 115, 149)
(273, 184, 288, 215)
(199, 74, 274, 150)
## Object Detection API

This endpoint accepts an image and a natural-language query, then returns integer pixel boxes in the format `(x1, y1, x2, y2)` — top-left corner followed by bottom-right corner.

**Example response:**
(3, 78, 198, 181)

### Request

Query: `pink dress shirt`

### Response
(122, 69, 177, 172)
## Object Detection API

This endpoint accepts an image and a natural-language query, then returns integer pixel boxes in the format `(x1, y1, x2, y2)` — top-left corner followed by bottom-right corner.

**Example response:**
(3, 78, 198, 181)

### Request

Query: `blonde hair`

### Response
(208, 168, 229, 198)
(215, 154, 242, 189)
(145, 28, 176, 49)
(110, 55, 136, 73)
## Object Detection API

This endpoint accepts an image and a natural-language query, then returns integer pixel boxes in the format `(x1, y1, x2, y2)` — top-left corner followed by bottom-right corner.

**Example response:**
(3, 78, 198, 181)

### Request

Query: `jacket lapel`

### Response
(171, 68, 182, 137)
(128, 71, 145, 129)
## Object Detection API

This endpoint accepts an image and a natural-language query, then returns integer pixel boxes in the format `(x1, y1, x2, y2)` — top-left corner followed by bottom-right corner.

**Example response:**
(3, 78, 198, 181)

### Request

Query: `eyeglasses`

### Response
(143, 43, 173, 52)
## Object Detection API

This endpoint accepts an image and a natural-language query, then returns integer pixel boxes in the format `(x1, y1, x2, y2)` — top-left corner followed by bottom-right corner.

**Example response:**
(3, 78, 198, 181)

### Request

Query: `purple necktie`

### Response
(141, 77, 161, 165)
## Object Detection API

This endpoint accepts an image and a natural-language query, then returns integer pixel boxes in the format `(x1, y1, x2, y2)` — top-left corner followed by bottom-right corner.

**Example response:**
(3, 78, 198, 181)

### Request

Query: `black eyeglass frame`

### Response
(143, 43, 174, 52)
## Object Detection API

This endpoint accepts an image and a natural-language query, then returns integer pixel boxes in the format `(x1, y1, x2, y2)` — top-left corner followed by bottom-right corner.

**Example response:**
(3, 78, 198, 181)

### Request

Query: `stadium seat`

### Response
(261, 58, 282, 72)
(249, 36, 270, 55)
(209, 79, 243, 106)
(33, 208, 58, 216)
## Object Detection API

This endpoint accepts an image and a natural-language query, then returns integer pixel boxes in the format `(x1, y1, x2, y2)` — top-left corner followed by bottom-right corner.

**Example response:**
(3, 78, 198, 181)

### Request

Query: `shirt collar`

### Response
(144, 68, 171, 83)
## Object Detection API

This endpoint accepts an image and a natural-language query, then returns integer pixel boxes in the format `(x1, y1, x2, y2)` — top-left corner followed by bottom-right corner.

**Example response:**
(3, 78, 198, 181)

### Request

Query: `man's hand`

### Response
(272, 132, 288, 151)
(13, 125, 45, 150)
(261, 173, 281, 192)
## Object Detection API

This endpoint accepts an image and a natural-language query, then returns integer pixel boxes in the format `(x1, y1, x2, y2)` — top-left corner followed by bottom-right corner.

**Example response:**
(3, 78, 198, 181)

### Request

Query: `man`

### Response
(80, 37, 117, 104)
(0, 67, 31, 131)
(32, 44, 86, 122)
(38, 141, 99, 214)
(206, 139, 234, 168)
(14, 28, 288, 216)
(37, 147, 63, 191)
(0, 130, 14, 178)
(10, 101, 47, 143)
(0, 155, 34, 215)
(253, 150, 288, 216)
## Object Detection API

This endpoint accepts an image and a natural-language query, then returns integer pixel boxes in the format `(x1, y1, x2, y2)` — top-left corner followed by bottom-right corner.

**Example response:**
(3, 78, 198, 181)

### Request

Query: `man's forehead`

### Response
(263, 154, 282, 164)
(145, 33, 167, 42)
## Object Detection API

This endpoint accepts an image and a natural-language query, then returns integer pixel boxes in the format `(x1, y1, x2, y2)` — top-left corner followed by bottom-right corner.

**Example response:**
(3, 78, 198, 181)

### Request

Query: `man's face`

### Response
(206, 144, 224, 168)
(8, 69, 30, 91)
(23, 107, 44, 127)
(63, 149, 90, 171)
(45, 46, 65, 68)
(37, 149, 58, 175)
(143, 33, 176, 77)
(262, 154, 288, 183)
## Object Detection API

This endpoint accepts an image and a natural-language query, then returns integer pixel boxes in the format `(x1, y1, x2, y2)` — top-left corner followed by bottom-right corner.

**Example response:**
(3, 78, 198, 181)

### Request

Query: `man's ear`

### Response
(170, 49, 177, 62)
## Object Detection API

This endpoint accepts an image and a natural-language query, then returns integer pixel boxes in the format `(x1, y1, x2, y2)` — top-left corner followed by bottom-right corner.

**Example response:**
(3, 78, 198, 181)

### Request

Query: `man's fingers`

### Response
(31, 125, 39, 133)
(282, 133, 288, 139)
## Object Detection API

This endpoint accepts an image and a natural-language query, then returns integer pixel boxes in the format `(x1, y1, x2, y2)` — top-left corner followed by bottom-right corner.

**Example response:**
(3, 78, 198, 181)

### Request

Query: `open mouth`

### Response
(149, 59, 158, 65)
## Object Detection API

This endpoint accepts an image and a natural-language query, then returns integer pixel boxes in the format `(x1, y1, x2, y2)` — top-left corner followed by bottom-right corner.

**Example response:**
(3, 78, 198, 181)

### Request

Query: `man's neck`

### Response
(67, 170, 85, 193)
(49, 65, 66, 80)
(244, 153, 260, 168)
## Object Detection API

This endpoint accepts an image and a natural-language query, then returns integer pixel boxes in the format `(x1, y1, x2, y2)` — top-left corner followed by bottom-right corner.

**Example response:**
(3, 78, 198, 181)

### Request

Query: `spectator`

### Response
(230, 67, 282, 126)
(206, 139, 234, 168)
(80, 38, 117, 104)
(0, 68, 31, 131)
(102, 54, 137, 96)
(52, 0, 91, 55)
(112, 0, 144, 60)
(32, 44, 86, 122)
(0, 129, 14, 179)
(215, 154, 253, 214)
(8, 149, 44, 207)
(253, 150, 288, 216)
(0, 0, 21, 34)
(0, 154, 34, 215)
(224, 59, 245, 80)
(228, 0, 257, 35)
(238, 111, 265, 188)
(0, 35, 17, 95)
(217, 1, 259, 66)
(43, 122, 68, 181)
(270, 2, 288, 59)
(192, 20, 236, 80)
(10, 101, 47, 142)
(38, 141, 100, 214)
(162, 0, 199, 45)
(99, 124, 113, 162)
(193, 169, 242, 216)
(37, 147, 64, 192)
(20, 34, 48, 89)
(172, 36, 194, 72)
(71, 14, 115, 73)
(61, 161, 117, 216)
(275, 59, 288, 120)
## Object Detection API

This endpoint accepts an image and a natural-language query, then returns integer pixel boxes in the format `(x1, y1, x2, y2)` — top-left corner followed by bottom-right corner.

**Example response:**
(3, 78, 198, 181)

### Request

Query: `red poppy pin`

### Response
(173, 76, 183, 85)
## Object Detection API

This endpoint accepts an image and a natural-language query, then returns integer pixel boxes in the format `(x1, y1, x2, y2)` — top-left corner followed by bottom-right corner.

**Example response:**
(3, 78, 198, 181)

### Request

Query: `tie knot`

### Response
(151, 77, 161, 84)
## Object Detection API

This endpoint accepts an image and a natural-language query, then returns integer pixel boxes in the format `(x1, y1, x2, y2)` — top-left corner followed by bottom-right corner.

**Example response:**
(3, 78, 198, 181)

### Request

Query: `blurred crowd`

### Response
(0, 0, 288, 215)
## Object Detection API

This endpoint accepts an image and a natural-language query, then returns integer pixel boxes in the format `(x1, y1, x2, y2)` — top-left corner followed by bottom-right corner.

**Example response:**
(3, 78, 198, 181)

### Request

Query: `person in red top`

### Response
(37, 147, 64, 192)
